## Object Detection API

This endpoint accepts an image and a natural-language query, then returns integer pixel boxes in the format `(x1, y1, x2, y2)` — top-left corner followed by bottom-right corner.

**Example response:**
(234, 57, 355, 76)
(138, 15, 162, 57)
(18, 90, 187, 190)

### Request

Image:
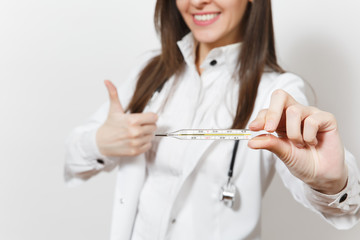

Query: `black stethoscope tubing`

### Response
(228, 140, 239, 179)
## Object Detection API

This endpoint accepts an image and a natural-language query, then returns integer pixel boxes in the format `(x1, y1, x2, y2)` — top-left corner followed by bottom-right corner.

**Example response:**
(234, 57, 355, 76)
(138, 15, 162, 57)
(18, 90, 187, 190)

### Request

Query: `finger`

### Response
(127, 124, 157, 138)
(141, 124, 157, 135)
(104, 80, 124, 113)
(137, 142, 152, 154)
(303, 115, 319, 146)
(127, 112, 158, 126)
(265, 89, 297, 132)
(303, 111, 336, 145)
(285, 105, 309, 147)
(248, 134, 292, 162)
(249, 109, 268, 131)
(128, 134, 154, 148)
(126, 142, 152, 156)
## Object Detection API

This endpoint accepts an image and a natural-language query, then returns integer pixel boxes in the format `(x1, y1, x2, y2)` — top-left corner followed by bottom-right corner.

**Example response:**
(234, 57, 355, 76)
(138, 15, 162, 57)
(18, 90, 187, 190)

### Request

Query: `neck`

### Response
(195, 43, 210, 75)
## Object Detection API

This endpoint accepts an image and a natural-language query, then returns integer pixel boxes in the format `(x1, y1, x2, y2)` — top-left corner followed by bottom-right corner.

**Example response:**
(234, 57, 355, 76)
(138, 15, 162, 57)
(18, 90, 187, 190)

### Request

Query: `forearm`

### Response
(64, 103, 120, 186)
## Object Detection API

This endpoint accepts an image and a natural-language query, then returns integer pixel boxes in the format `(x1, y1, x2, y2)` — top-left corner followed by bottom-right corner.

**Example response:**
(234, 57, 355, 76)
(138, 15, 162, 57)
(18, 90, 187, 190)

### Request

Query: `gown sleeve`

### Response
(271, 72, 360, 229)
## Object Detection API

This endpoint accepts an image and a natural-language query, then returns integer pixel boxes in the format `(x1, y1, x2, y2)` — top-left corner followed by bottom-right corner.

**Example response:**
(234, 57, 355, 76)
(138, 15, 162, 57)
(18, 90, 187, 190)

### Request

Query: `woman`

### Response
(65, 0, 360, 239)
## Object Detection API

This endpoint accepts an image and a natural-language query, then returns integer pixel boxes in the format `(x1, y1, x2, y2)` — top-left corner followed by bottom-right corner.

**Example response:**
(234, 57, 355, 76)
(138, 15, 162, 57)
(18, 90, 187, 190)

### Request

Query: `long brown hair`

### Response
(126, 0, 283, 129)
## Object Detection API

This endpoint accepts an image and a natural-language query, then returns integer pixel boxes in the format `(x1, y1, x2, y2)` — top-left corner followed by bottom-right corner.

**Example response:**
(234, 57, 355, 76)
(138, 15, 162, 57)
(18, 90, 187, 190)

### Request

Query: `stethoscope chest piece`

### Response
(219, 180, 236, 208)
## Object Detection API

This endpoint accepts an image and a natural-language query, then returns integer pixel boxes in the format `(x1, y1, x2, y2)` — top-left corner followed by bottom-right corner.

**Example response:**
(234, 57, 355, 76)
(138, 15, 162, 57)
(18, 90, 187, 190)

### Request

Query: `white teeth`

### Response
(194, 13, 219, 21)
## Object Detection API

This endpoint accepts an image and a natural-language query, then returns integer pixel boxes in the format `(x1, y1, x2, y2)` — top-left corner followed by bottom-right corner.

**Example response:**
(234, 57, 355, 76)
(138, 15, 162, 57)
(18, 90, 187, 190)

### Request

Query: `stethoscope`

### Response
(219, 140, 239, 208)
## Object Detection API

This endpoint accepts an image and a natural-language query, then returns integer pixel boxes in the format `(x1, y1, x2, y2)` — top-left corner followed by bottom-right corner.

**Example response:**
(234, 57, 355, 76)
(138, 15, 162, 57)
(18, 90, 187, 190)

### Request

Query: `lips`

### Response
(192, 12, 221, 26)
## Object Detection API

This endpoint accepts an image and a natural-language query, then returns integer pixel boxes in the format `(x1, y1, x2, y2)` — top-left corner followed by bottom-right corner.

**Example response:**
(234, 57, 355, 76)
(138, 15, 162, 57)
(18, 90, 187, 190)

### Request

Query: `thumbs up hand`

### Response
(96, 80, 158, 157)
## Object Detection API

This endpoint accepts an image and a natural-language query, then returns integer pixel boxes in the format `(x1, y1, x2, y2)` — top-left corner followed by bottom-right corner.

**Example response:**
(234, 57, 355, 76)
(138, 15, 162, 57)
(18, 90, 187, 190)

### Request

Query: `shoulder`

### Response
(117, 49, 161, 87)
(257, 71, 309, 106)
(135, 49, 162, 66)
(116, 49, 161, 108)
(260, 71, 305, 90)
(127, 49, 162, 80)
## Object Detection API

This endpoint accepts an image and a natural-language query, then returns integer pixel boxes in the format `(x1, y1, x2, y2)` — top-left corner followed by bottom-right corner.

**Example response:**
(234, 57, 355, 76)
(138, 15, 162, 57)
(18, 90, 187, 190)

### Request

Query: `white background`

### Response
(0, 0, 359, 239)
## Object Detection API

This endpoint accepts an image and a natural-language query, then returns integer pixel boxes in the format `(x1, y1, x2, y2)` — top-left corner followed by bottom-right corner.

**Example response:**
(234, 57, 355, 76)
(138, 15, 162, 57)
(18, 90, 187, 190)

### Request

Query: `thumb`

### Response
(104, 80, 124, 113)
(248, 135, 292, 161)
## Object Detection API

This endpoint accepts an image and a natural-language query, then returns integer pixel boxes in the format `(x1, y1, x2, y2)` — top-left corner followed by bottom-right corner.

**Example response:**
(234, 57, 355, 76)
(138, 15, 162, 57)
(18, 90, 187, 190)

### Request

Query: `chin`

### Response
(192, 31, 222, 45)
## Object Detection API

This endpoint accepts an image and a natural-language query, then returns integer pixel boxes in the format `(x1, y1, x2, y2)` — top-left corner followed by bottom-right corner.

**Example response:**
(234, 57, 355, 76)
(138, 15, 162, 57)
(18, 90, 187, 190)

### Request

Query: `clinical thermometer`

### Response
(155, 129, 278, 140)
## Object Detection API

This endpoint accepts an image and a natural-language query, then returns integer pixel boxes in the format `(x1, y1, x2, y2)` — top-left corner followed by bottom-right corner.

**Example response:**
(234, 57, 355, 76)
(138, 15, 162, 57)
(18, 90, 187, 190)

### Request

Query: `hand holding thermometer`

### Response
(155, 129, 279, 140)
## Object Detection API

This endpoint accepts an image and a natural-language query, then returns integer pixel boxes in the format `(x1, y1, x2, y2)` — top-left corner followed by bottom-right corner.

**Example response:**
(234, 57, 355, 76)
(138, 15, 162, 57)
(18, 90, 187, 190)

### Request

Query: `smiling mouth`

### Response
(193, 13, 221, 22)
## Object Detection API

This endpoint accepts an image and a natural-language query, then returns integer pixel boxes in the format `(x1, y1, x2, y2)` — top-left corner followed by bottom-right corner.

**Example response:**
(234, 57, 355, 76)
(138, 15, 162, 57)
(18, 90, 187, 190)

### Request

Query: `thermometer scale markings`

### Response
(177, 133, 251, 136)
(155, 129, 272, 140)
